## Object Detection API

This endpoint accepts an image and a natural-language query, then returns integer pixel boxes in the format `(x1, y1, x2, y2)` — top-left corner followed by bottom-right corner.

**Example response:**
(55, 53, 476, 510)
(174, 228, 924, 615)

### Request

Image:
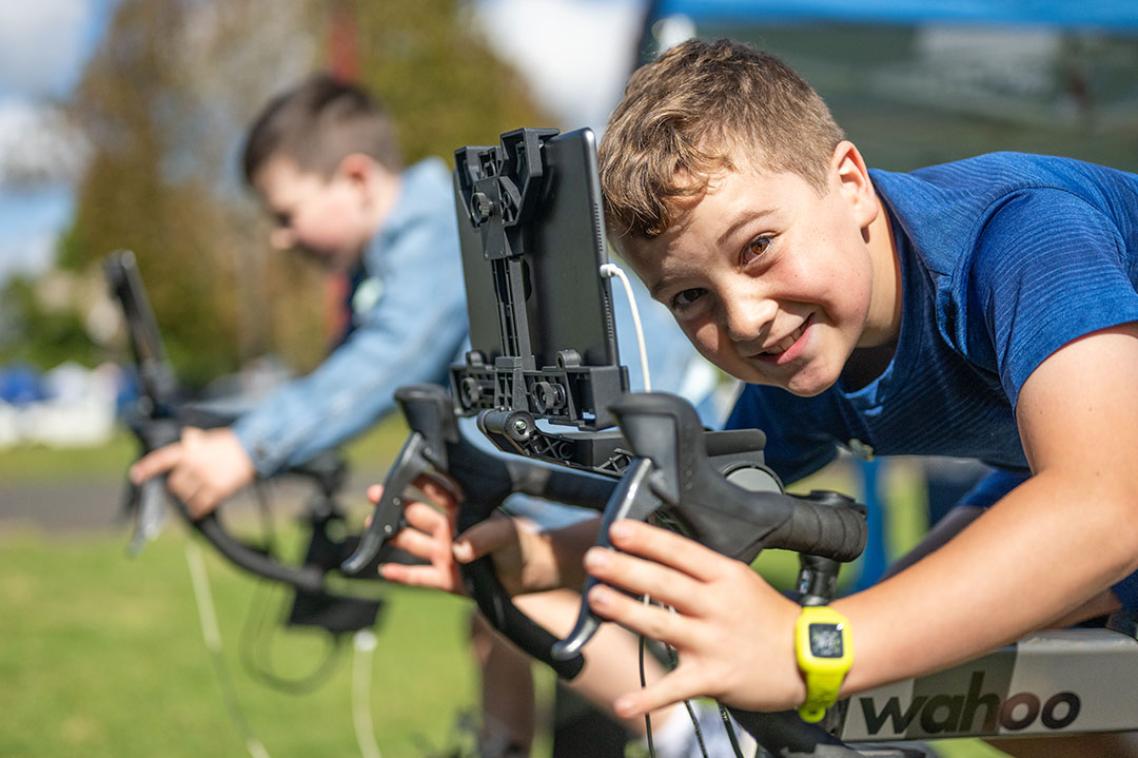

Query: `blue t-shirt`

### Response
(726, 152, 1138, 606)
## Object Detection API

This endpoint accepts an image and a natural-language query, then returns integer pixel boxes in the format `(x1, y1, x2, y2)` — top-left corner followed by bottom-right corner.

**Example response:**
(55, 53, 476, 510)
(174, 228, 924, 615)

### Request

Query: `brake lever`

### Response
(123, 476, 169, 556)
(341, 432, 434, 574)
(552, 457, 659, 660)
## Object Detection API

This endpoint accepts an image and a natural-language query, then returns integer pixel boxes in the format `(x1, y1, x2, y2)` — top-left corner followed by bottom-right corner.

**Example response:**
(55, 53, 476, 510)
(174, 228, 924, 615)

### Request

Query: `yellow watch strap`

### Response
(795, 606, 853, 723)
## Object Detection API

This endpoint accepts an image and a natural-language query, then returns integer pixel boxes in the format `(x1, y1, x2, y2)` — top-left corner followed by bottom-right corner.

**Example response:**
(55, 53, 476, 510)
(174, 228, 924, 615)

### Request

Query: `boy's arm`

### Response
(231, 215, 466, 477)
(582, 324, 1138, 717)
(839, 323, 1138, 691)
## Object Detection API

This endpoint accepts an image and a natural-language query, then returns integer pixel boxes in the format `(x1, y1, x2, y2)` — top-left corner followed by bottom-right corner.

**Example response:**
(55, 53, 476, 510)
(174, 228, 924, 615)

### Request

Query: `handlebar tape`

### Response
(193, 513, 325, 594)
(610, 392, 866, 564)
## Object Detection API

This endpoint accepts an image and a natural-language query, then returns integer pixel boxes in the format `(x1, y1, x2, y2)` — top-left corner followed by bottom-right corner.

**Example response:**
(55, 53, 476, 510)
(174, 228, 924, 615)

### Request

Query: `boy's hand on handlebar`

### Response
(373, 478, 465, 594)
(129, 427, 255, 518)
(584, 519, 806, 717)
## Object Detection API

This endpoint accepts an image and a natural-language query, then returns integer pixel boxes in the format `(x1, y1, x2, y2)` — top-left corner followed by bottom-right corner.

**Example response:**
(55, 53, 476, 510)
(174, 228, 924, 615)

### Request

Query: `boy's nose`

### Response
(270, 227, 296, 251)
(724, 297, 777, 345)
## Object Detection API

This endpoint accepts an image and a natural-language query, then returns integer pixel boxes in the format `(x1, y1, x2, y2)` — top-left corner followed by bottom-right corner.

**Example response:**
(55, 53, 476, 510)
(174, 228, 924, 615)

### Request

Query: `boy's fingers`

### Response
(130, 443, 184, 484)
(452, 517, 519, 564)
(366, 484, 383, 503)
(387, 525, 444, 561)
(607, 519, 727, 583)
(181, 426, 205, 444)
(586, 584, 700, 647)
(379, 563, 455, 592)
(417, 475, 462, 506)
(584, 546, 706, 615)
(612, 667, 708, 720)
(185, 488, 220, 519)
(403, 501, 448, 535)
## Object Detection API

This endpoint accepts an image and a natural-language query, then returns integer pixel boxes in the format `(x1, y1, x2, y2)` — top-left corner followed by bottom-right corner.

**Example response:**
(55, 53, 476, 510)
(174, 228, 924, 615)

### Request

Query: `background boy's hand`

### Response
(583, 519, 806, 718)
(129, 427, 255, 518)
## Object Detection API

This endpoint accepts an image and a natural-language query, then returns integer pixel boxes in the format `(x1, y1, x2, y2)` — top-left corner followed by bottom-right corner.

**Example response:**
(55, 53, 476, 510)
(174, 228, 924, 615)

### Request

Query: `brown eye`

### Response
(742, 235, 773, 264)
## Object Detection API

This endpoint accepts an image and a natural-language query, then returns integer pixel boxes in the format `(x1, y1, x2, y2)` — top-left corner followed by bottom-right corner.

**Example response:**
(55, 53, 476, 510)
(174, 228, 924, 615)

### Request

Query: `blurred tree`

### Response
(36, 0, 547, 388)
(349, 0, 550, 163)
(59, 0, 321, 387)
(0, 276, 101, 368)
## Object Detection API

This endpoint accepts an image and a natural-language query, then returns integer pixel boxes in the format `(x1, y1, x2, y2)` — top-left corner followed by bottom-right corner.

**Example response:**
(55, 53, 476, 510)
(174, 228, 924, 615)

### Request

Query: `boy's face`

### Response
(621, 146, 893, 397)
(253, 156, 374, 271)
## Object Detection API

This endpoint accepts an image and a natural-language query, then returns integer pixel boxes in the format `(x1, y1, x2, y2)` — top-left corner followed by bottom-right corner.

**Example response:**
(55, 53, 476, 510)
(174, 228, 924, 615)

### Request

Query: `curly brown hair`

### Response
(600, 39, 844, 241)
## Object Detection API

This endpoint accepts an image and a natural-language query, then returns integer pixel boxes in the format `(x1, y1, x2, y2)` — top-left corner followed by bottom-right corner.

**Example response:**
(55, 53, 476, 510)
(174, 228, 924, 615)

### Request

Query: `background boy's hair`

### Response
(600, 38, 844, 240)
(242, 73, 402, 185)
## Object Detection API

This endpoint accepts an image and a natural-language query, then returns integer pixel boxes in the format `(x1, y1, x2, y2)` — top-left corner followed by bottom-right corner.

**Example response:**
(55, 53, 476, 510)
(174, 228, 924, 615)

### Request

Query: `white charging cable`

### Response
(599, 262, 652, 392)
(185, 542, 271, 758)
(351, 630, 383, 758)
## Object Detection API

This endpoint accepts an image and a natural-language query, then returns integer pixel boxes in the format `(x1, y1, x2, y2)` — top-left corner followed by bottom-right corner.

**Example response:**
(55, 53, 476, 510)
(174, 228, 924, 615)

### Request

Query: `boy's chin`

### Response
(736, 364, 837, 397)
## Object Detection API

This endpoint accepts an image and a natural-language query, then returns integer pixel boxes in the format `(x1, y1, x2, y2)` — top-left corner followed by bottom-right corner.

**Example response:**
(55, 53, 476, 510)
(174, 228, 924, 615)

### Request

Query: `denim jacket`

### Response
(233, 158, 468, 474)
(233, 158, 720, 475)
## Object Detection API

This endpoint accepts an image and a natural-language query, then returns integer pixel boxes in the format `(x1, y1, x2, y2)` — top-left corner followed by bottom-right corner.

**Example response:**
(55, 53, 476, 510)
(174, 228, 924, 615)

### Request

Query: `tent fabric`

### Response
(651, 0, 1138, 32)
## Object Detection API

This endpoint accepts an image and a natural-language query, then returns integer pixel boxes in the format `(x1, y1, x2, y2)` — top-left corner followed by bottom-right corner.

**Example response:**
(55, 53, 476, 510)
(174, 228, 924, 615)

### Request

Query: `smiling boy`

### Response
(581, 38, 1138, 745)
(390, 38, 1138, 755)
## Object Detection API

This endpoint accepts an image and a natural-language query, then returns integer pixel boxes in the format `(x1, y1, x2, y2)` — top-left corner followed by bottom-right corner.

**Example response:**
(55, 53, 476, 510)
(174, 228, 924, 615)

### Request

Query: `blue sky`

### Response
(0, 0, 116, 282)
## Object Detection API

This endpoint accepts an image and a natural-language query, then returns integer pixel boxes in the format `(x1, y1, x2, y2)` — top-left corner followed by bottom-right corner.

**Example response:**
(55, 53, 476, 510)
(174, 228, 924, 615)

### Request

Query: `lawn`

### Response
(0, 522, 484, 758)
(0, 423, 1004, 757)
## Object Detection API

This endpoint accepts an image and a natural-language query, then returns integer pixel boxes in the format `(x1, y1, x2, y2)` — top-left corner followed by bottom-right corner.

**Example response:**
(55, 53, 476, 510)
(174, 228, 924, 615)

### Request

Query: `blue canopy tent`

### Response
(648, 0, 1138, 32)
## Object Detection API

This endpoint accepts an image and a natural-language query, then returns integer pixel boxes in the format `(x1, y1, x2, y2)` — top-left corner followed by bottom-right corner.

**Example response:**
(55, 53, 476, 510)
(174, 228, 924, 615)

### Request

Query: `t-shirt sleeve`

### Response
(964, 188, 1138, 407)
(726, 385, 838, 486)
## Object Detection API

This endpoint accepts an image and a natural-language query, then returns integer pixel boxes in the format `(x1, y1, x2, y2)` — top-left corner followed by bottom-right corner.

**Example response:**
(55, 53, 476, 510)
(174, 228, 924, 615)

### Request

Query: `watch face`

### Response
(808, 623, 844, 658)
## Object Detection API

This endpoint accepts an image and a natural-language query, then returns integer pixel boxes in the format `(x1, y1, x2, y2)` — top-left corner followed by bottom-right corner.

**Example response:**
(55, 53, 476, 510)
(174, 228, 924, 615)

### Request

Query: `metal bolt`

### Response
(472, 192, 494, 222)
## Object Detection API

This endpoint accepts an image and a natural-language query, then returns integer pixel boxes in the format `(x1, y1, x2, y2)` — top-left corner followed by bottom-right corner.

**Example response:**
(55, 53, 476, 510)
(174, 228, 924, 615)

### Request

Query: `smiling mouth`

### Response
(754, 314, 814, 360)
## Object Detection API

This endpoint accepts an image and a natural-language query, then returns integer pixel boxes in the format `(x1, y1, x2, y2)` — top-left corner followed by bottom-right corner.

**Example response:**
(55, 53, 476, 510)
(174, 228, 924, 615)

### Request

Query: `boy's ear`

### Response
(829, 141, 878, 228)
(336, 153, 377, 185)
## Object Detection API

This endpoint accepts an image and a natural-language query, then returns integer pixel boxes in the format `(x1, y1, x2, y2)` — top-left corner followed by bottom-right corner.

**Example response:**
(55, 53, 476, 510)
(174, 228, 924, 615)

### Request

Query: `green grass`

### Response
(1, 432, 1006, 757)
(0, 429, 136, 482)
(0, 524, 480, 758)
(0, 414, 410, 484)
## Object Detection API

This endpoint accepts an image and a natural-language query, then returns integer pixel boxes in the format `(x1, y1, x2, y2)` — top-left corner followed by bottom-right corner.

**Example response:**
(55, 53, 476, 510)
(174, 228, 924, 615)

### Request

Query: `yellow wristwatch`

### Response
(794, 606, 853, 723)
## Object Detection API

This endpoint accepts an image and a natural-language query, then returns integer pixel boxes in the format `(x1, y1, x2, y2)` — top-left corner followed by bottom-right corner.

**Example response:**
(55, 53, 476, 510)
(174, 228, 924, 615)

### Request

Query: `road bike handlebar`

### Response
(107, 249, 373, 594)
(553, 392, 867, 659)
(343, 384, 617, 678)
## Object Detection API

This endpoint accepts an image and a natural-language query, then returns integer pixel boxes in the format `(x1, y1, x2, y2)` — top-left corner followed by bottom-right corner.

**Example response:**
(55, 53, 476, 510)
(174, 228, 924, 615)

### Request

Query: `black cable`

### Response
(640, 631, 655, 757)
(238, 579, 344, 694)
(251, 483, 278, 553)
(665, 642, 710, 758)
(719, 703, 747, 758)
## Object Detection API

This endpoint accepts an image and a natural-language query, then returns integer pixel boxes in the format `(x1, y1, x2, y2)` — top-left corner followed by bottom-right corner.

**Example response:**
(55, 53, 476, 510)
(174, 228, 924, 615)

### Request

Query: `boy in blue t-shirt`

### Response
(591, 38, 1138, 744)
(397, 38, 1138, 754)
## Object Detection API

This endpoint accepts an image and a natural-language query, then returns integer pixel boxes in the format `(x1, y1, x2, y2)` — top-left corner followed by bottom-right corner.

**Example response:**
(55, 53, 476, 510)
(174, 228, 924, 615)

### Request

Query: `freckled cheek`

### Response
(688, 320, 732, 363)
